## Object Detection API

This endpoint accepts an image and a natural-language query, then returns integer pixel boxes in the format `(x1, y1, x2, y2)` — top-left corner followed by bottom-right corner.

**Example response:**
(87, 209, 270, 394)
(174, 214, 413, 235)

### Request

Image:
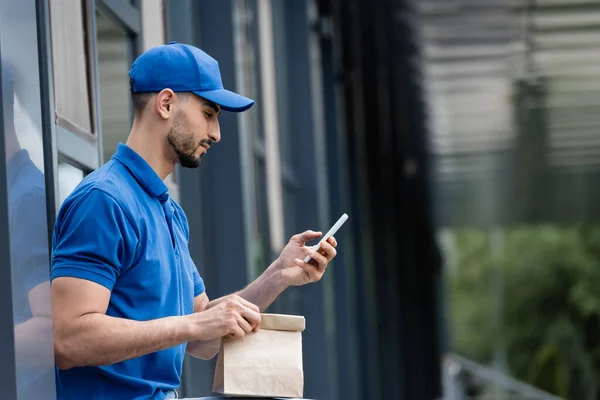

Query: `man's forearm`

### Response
(54, 313, 194, 370)
(187, 260, 289, 360)
(208, 260, 289, 312)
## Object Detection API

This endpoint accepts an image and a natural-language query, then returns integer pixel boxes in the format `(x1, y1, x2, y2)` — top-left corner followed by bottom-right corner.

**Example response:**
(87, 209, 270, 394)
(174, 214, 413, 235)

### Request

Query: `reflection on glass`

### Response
(0, 0, 56, 398)
(97, 9, 132, 163)
(57, 161, 85, 206)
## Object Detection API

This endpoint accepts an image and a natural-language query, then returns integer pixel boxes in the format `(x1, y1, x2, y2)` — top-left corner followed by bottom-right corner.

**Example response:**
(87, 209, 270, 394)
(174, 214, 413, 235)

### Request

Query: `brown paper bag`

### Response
(213, 313, 306, 398)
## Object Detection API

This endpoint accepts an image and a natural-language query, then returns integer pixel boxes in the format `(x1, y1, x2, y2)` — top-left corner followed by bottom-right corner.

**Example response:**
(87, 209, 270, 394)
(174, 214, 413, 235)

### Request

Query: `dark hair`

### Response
(129, 77, 193, 116)
(129, 76, 156, 115)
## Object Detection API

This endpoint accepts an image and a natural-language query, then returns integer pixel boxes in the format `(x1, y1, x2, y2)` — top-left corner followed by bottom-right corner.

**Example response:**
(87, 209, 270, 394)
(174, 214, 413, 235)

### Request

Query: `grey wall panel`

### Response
(273, 2, 332, 399)
(1, 1, 57, 398)
(165, 1, 215, 396)
(318, 21, 363, 400)
(167, 1, 250, 397)
(0, 53, 19, 400)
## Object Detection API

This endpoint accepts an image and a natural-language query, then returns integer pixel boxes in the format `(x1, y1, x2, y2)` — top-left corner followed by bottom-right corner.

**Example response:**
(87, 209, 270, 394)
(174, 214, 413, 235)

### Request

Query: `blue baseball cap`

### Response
(129, 41, 254, 112)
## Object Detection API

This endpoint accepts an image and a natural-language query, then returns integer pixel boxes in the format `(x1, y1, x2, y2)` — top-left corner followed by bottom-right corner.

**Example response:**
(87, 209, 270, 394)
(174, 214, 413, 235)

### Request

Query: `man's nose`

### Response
(209, 120, 221, 143)
(209, 128, 221, 143)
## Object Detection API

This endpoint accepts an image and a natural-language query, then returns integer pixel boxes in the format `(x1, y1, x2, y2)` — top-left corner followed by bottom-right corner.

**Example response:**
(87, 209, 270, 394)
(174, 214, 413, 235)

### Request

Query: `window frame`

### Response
(94, 1, 140, 165)
(53, 0, 143, 208)
(0, 38, 19, 400)
(0, 0, 61, 396)
(50, 0, 100, 172)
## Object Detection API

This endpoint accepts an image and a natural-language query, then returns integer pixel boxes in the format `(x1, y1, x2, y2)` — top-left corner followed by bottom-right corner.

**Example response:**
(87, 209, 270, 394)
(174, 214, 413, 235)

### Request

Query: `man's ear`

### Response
(156, 89, 175, 119)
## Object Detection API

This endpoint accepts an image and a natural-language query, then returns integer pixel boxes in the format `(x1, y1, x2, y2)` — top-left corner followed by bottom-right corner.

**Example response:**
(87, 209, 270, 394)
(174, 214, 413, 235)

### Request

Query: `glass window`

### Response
(422, 2, 600, 398)
(49, 0, 94, 136)
(234, 0, 270, 279)
(96, 9, 133, 163)
(57, 161, 85, 206)
(0, 0, 57, 398)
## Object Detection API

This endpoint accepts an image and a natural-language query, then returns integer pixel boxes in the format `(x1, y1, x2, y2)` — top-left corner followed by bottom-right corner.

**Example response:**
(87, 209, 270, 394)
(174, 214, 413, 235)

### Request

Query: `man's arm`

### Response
(186, 232, 338, 360)
(227, 232, 338, 311)
(207, 261, 287, 312)
(205, 232, 337, 313)
(186, 293, 222, 360)
(52, 277, 260, 369)
(185, 265, 285, 360)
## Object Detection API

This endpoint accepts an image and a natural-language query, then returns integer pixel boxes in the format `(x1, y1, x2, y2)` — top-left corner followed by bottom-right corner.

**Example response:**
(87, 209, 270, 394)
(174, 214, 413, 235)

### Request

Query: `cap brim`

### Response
(193, 88, 254, 112)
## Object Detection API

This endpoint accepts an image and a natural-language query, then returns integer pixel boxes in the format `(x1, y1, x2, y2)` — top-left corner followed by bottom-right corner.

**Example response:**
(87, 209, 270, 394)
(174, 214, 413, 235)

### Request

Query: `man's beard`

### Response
(166, 112, 206, 169)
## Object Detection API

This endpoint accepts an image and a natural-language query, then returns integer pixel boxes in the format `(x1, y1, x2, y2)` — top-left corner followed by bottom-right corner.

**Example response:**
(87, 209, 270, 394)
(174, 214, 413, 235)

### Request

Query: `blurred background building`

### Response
(1, 0, 599, 399)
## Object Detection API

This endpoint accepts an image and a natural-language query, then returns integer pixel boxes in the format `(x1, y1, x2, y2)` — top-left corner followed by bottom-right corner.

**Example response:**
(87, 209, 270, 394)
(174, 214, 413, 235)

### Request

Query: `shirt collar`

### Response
(7, 149, 32, 188)
(112, 144, 169, 202)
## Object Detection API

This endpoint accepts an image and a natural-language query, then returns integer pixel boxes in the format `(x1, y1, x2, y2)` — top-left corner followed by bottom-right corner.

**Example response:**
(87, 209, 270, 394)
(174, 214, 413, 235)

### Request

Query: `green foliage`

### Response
(445, 225, 600, 399)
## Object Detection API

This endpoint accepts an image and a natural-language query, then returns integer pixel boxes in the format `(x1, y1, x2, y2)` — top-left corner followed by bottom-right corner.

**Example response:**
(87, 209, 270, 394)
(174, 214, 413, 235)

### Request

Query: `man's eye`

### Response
(205, 112, 213, 118)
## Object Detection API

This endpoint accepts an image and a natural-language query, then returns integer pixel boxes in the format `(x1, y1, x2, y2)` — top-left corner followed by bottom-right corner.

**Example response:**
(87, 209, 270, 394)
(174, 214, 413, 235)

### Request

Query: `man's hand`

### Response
(190, 295, 261, 340)
(276, 230, 338, 286)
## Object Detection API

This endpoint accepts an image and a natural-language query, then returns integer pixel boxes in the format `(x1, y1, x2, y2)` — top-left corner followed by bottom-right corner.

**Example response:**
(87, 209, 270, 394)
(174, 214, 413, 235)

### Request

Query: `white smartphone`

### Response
(303, 213, 348, 263)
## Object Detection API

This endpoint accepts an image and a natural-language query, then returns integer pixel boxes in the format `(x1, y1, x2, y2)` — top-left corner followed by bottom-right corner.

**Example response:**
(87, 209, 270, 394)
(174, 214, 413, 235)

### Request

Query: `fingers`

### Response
(236, 296, 260, 314)
(236, 314, 254, 334)
(296, 239, 337, 283)
(220, 296, 261, 338)
(327, 236, 337, 247)
(317, 240, 337, 261)
(226, 307, 260, 339)
(294, 258, 323, 283)
(230, 324, 246, 339)
(240, 306, 261, 329)
(307, 249, 328, 268)
(292, 230, 322, 245)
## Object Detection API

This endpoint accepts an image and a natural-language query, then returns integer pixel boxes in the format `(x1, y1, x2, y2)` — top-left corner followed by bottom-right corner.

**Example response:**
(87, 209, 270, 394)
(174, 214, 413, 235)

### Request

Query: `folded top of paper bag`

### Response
(259, 313, 305, 332)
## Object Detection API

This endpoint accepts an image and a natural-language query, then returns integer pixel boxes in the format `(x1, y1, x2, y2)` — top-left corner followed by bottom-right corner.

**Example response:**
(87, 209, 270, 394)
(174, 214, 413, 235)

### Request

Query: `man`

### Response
(50, 42, 338, 400)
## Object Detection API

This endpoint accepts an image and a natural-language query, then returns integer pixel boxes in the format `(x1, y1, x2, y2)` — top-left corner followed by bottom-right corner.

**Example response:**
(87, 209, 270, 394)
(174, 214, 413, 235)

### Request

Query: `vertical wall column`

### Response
(269, 0, 334, 398)
(167, 0, 252, 396)
(325, 0, 444, 398)
(0, 53, 18, 400)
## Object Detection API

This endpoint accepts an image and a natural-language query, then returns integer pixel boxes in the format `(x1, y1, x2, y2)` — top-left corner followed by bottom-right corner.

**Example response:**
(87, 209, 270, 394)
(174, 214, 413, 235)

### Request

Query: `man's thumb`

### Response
(295, 230, 322, 244)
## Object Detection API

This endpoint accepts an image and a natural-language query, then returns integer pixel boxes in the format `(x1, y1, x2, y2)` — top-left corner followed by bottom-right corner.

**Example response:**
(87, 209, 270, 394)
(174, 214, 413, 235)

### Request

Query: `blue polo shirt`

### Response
(51, 144, 205, 400)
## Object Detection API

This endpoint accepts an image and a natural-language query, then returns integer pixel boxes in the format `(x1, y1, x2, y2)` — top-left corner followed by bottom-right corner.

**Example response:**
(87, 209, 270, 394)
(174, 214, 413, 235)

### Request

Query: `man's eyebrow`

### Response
(202, 102, 220, 114)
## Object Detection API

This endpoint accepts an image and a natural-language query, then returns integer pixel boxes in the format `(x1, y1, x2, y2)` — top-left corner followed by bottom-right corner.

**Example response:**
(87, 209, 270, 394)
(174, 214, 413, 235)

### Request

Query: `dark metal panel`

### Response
(388, 0, 444, 398)
(165, 1, 214, 397)
(87, 0, 104, 166)
(0, 46, 19, 400)
(165, 0, 194, 45)
(97, 0, 141, 34)
(324, 0, 445, 398)
(328, 0, 383, 398)
(317, 15, 363, 400)
(36, 0, 58, 239)
(274, 1, 332, 399)
(335, 0, 406, 397)
(193, 0, 248, 320)
(360, 0, 405, 397)
(167, 1, 250, 397)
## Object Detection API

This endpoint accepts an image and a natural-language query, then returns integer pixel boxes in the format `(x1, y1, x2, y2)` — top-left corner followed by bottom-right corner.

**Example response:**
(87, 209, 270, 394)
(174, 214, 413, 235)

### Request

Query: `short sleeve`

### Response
(51, 189, 138, 291)
(193, 266, 205, 297)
